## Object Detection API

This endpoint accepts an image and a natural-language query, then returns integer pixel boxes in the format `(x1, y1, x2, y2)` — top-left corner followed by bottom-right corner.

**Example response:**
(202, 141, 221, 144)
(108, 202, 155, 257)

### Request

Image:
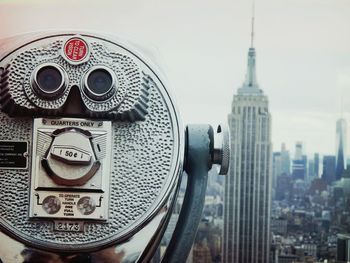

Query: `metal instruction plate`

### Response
(0, 141, 28, 169)
(31, 191, 107, 220)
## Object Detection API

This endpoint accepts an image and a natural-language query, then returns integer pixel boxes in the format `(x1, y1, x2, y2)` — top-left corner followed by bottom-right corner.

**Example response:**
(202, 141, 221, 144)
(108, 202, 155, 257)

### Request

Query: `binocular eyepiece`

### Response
(0, 31, 229, 263)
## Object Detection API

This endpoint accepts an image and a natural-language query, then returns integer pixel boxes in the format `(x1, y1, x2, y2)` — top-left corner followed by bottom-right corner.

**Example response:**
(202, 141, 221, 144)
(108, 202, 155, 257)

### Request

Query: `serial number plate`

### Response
(54, 220, 84, 232)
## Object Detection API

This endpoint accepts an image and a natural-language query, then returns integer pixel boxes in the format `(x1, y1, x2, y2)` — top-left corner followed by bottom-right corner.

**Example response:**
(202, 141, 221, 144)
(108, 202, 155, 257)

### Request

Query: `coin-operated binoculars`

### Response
(0, 32, 229, 263)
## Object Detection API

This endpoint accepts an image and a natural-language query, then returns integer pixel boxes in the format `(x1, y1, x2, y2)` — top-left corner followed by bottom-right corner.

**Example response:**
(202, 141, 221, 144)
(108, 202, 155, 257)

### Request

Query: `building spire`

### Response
(251, 1, 255, 48)
(237, 0, 262, 95)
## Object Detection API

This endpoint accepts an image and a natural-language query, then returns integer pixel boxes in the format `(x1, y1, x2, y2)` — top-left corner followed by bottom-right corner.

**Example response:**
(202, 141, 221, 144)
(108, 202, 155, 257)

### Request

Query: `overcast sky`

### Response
(1, 0, 350, 156)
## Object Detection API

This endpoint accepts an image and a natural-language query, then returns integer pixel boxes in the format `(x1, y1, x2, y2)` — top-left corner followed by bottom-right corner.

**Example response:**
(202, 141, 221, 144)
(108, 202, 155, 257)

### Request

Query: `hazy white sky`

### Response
(0, 0, 350, 156)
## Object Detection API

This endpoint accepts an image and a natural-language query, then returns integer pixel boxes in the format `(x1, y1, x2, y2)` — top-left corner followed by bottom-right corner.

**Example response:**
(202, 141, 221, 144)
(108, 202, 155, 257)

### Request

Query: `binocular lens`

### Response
(84, 67, 116, 101)
(87, 69, 112, 95)
(32, 63, 66, 99)
(37, 66, 63, 93)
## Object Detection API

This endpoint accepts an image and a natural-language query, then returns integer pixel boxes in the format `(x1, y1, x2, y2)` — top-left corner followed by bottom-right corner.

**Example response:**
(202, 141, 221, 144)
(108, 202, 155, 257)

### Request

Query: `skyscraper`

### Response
(314, 153, 320, 178)
(336, 118, 347, 181)
(322, 155, 336, 185)
(337, 234, 350, 262)
(272, 152, 282, 189)
(308, 159, 315, 179)
(223, 12, 272, 263)
(280, 143, 291, 176)
(292, 142, 307, 180)
(294, 141, 303, 160)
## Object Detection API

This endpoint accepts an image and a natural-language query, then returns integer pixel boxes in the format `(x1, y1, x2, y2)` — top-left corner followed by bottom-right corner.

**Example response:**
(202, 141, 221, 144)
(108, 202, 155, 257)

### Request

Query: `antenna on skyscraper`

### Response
(341, 86, 344, 118)
(251, 0, 255, 48)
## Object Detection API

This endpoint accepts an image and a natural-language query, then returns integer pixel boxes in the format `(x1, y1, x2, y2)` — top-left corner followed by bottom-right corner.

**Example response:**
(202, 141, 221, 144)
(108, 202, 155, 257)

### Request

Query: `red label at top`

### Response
(63, 38, 89, 62)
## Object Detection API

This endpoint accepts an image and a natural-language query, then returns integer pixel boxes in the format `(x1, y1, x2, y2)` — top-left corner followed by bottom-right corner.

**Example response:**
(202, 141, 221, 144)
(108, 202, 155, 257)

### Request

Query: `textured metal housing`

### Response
(0, 32, 184, 253)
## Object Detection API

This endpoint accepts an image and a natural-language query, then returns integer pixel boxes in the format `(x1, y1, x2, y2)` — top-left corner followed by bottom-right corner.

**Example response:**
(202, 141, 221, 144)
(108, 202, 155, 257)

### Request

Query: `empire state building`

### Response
(223, 17, 272, 263)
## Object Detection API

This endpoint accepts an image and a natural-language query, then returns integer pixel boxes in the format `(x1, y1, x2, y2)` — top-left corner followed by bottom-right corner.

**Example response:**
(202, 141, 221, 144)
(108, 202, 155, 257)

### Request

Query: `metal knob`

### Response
(212, 124, 230, 175)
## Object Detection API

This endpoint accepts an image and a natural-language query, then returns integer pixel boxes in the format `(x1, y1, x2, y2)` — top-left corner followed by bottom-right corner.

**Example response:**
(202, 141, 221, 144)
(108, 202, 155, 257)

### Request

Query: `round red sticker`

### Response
(63, 38, 89, 62)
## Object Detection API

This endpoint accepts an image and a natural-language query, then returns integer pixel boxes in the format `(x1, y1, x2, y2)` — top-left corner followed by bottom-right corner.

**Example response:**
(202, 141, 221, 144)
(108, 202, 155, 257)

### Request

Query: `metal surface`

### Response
(212, 124, 230, 175)
(0, 187, 178, 263)
(33, 118, 108, 189)
(0, 33, 152, 121)
(0, 31, 184, 257)
(30, 118, 112, 221)
(162, 124, 211, 263)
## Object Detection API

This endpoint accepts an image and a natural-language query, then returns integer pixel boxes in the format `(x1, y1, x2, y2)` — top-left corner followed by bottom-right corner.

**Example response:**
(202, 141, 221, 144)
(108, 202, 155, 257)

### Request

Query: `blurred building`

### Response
(273, 144, 291, 199)
(192, 239, 212, 263)
(314, 153, 320, 178)
(271, 218, 288, 236)
(335, 167, 350, 196)
(306, 154, 318, 185)
(191, 218, 222, 263)
(292, 142, 307, 181)
(322, 155, 336, 185)
(302, 243, 317, 259)
(275, 174, 293, 201)
(336, 118, 347, 181)
(278, 254, 300, 263)
(337, 233, 350, 262)
(309, 178, 327, 195)
(308, 158, 315, 183)
(294, 141, 303, 160)
(281, 143, 291, 175)
(273, 152, 282, 189)
(224, 19, 272, 263)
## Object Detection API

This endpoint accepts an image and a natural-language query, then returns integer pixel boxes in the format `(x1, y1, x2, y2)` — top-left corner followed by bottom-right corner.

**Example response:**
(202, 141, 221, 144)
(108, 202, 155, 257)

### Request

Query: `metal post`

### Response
(162, 124, 212, 263)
